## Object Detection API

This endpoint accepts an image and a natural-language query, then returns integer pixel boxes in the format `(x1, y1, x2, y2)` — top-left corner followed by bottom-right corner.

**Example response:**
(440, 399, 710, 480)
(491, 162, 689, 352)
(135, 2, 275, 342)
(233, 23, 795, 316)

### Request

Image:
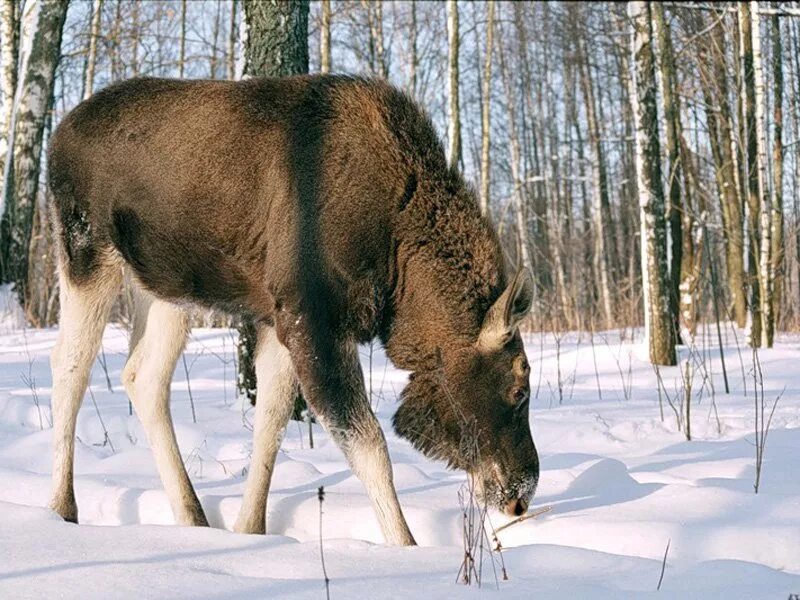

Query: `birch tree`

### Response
(652, 3, 684, 340)
(478, 0, 494, 216)
(0, 0, 69, 301)
(408, 0, 417, 97)
(320, 0, 331, 74)
(0, 0, 19, 180)
(446, 0, 461, 170)
(84, 0, 103, 99)
(697, 15, 748, 328)
(497, 18, 531, 272)
(739, 1, 763, 346)
(179, 0, 187, 78)
(573, 6, 615, 327)
(768, 9, 784, 343)
(227, 0, 238, 80)
(629, 1, 676, 366)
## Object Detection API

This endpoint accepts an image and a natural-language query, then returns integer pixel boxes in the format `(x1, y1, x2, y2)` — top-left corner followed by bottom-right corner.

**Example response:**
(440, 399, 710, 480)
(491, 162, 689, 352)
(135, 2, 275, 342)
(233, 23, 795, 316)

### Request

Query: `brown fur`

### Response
(48, 75, 538, 514)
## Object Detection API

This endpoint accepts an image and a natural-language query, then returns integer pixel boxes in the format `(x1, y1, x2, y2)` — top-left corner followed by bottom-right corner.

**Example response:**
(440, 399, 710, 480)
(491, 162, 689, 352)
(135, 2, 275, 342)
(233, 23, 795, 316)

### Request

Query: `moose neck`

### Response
(383, 174, 507, 372)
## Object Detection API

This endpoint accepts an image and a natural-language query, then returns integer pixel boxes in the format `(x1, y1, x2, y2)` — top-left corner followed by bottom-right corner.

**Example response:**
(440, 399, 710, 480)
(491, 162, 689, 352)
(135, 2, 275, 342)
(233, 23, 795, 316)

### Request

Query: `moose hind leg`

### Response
(50, 263, 122, 523)
(234, 326, 296, 534)
(122, 296, 208, 526)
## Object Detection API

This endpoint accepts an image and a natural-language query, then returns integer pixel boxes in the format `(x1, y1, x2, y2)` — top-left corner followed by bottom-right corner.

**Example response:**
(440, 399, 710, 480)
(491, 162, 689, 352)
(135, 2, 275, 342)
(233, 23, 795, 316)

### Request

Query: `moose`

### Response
(47, 75, 539, 545)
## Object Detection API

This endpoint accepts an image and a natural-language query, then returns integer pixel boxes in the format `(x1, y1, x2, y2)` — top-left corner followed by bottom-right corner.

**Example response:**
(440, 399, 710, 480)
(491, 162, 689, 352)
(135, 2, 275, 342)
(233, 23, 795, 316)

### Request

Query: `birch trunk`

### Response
(700, 18, 748, 328)
(210, 0, 221, 78)
(576, 23, 614, 327)
(629, 0, 676, 366)
(227, 0, 238, 80)
(739, 2, 762, 346)
(0, 0, 68, 300)
(652, 3, 683, 342)
(446, 0, 461, 170)
(320, 0, 331, 74)
(179, 0, 187, 78)
(768, 9, 783, 341)
(0, 0, 19, 182)
(84, 0, 103, 100)
(478, 0, 494, 216)
(408, 0, 417, 97)
(751, 2, 773, 348)
(497, 24, 531, 272)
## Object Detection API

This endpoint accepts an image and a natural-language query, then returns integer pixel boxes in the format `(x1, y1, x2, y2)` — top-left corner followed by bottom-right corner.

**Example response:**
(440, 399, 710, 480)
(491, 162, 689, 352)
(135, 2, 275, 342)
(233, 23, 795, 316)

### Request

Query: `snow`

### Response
(0, 312, 798, 598)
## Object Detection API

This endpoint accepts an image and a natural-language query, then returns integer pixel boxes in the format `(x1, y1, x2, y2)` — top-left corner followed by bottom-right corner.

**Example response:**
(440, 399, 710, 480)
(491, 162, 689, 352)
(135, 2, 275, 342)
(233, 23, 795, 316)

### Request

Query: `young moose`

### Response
(47, 75, 539, 545)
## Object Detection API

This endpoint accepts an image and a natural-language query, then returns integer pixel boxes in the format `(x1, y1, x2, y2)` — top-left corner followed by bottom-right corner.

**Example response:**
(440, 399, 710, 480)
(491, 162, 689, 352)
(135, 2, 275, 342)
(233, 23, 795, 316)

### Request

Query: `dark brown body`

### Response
(50, 76, 499, 349)
(48, 76, 538, 537)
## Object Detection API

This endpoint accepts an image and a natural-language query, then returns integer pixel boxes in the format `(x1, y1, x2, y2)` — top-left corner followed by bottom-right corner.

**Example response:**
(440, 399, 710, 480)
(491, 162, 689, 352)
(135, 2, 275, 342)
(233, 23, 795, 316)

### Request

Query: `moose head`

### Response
(394, 268, 539, 516)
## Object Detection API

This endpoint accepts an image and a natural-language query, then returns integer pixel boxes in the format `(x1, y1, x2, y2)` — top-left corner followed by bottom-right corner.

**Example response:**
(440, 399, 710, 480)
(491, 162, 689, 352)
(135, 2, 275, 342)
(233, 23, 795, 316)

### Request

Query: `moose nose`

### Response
(505, 498, 528, 517)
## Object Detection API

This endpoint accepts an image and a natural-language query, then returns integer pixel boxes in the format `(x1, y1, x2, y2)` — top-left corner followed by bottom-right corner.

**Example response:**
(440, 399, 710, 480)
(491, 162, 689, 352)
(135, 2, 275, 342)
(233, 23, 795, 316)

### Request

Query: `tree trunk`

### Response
(0, 0, 19, 186)
(446, 0, 461, 170)
(239, 0, 308, 413)
(210, 0, 222, 78)
(497, 20, 531, 273)
(0, 0, 69, 303)
(320, 0, 331, 74)
(629, 1, 676, 366)
(768, 7, 784, 340)
(241, 0, 308, 79)
(739, 2, 762, 346)
(84, 0, 103, 100)
(699, 16, 748, 328)
(179, 0, 187, 78)
(227, 0, 238, 80)
(478, 0, 494, 216)
(408, 0, 417, 97)
(652, 3, 683, 343)
(575, 11, 614, 328)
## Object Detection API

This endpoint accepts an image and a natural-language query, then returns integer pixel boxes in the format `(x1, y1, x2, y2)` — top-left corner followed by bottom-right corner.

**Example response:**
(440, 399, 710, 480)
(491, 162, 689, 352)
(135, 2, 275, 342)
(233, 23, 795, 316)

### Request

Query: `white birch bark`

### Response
(408, 0, 417, 97)
(478, 0, 494, 216)
(0, 0, 19, 186)
(0, 0, 68, 291)
(497, 26, 531, 272)
(446, 0, 461, 169)
(179, 0, 187, 78)
(750, 1, 773, 348)
(320, 0, 331, 74)
(83, 0, 103, 100)
(629, 0, 676, 366)
(227, 0, 238, 80)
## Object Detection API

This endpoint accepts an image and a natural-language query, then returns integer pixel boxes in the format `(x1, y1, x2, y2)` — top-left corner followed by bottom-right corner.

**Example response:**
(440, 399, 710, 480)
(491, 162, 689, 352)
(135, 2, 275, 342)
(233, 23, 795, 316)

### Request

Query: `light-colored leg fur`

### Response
(335, 409, 416, 545)
(234, 326, 296, 534)
(50, 262, 122, 523)
(122, 290, 208, 526)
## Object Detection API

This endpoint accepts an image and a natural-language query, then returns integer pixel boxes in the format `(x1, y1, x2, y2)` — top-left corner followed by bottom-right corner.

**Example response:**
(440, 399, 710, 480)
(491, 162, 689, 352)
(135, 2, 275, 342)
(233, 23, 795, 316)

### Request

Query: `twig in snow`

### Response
(181, 352, 197, 424)
(97, 348, 115, 393)
(657, 538, 670, 590)
(318, 486, 331, 600)
(492, 505, 552, 536)
(87, 385, 115, 453)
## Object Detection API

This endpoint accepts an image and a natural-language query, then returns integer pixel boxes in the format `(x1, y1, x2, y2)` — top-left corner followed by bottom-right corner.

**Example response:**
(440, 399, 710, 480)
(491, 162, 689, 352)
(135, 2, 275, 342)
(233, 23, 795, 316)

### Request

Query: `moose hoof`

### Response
(50, 497, 78, 524)
(178, 500, 210, 527)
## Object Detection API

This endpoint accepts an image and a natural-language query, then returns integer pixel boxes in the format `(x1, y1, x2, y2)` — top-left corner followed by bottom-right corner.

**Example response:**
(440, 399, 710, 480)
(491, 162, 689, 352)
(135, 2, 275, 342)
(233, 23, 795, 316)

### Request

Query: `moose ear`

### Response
(477, 268, 533, 350)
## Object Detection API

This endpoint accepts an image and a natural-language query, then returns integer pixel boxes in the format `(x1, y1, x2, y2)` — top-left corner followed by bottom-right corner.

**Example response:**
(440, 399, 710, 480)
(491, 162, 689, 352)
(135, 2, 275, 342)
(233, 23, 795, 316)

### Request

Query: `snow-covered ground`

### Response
(0, 297, 799, 598)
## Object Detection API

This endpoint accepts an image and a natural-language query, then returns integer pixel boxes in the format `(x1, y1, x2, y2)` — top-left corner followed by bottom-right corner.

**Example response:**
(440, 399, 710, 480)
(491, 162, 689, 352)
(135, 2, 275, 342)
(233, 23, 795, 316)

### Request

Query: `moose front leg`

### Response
(281, 319, 416, 546)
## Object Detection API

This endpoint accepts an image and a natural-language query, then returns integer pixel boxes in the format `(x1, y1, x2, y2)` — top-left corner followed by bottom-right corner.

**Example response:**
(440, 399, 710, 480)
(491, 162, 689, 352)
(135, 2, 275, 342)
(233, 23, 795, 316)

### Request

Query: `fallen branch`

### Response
(492, 505, 552, 536)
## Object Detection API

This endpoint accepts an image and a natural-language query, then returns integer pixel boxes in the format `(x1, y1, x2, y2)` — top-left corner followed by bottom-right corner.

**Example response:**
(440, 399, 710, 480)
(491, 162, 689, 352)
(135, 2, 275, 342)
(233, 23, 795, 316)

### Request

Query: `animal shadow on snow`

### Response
(541, 455, 664, 516)
(630, 428, 800, 493)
